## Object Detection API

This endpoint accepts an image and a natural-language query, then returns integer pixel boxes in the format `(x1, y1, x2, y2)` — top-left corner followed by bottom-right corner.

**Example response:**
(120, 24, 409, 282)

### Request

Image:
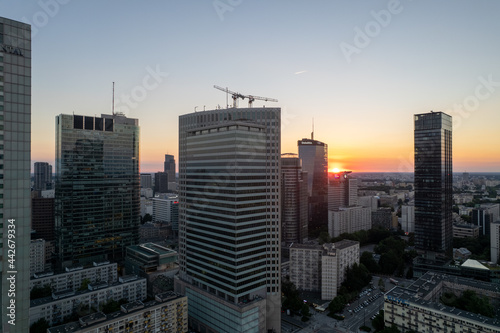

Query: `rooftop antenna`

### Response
(112, 82, 115, 116)
(311, 118, 314, 140)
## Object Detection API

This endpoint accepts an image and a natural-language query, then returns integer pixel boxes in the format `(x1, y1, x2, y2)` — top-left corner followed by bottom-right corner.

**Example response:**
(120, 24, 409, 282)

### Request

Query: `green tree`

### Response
(79, 278, 91, 291)
(360, 251, 380, 274)
(318, 231, 331, 245)
(328, 295, 346, 314)
(30, 284, 52, 299)
(30, 318, 50, 333)
(406, 266, 414, 279)
(372, 310, 385, 332)
(282, 280, 303, 313)
(301, 303, 311, 321)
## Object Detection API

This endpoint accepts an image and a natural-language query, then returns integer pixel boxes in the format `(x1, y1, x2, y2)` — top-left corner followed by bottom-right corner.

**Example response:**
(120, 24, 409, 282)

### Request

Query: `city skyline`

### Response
(2, 1, 500, 173)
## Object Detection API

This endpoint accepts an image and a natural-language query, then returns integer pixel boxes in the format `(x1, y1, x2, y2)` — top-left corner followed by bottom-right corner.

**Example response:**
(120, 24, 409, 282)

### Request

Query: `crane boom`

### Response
(214, 85, 277, 108)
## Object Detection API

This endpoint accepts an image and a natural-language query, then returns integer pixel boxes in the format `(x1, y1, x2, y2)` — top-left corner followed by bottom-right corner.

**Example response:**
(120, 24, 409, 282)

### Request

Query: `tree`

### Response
(328, 295, 346, 314)
(372, 310, 385, 332)
(301, 303, 311, 321)
(30, 284, 52, 299)
(406, 266, 414, 279)
(282, 280, 303, 313)
(360, 251, 380, 274)
(141, 213, 153, 224)
(318, 231, 331, 245)
(30, 318, 50, 333)
(79, 278, 91, 291)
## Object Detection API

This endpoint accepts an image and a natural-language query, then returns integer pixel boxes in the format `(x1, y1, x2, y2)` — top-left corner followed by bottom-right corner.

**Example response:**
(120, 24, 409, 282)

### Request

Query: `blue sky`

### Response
(2, 0, 500, 172)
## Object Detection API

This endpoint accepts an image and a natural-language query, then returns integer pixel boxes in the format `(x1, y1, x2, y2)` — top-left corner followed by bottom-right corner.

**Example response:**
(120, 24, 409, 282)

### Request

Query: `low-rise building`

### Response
(30, 239, 46, 276)
(30, 275, 147, 327)
(384, 271, 500, 333)
(453, 223, 480, 238)
(290, 240, 359, 300)
(47, 291, 188, 333)
(30, 261, 118, 293)
(125, 243, 179, 297)
(371, 207, 393, 230)
(401, 205, 414, 233)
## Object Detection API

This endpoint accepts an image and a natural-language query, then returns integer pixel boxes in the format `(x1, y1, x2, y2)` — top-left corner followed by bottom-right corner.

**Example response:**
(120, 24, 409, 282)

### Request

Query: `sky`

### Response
(2, 0, 500, 173)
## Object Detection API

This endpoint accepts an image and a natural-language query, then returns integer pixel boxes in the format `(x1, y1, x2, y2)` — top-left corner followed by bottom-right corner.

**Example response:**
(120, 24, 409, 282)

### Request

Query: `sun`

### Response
(331, 168, 340, 173)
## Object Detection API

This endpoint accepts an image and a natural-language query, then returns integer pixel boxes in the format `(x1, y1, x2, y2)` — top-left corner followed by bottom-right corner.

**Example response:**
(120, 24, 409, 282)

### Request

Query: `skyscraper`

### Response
(414, 111, 453, 257)
(298, 138, 328, 236)
(34, 161, 52, 191)
(176, 108, 281, 333)
(0, 16, 31, 332)
(281, 154, 308, 253)
(154, 171, 169, 193)
(328, 171, 358, 211)
(164, 154, 176, 182)
(55, 113, 140, 268)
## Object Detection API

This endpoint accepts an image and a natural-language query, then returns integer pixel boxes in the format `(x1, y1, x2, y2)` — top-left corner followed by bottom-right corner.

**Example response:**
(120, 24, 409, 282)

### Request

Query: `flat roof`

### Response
(386, 272, 500, 328)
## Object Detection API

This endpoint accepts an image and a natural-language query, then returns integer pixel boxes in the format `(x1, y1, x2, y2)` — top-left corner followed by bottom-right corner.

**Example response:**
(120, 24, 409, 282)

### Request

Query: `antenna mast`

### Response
(311, 118, 314, 140)
(112, 82, 115, 115)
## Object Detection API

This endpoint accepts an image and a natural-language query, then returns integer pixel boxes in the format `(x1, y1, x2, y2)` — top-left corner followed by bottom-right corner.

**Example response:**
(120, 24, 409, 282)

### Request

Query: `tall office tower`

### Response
(164, 154, 176, 182)
(414, 112, 453, 257)
(472, 203, 499, 236)
(298, 138, 328, 236)
(401, 205, 415, 233)
(140, 173, 152, 189)
(281, 154, 308, 252)
(176, 108, 281, 333)
(34, 161, 52, 191)
(32, 194, 55, 241)
(55, 113, 140, 268)
(462, 172, 470, 184)
(154, 171, 169, 193)
(328, 171, 358, 211)
(0, 16, 31, 332)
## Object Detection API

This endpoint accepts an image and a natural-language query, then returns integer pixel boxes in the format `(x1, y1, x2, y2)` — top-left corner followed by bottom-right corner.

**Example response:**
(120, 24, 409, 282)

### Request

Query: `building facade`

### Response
(491, 222, 500, 265)
(152, 195, 179, 233)
(30, 275, 147, 327)
(384, 272, 500, 333)
(176, 108, 281, 333)
(32, 194, 55, 241)
(328, 206, 371, 237)
(472, 203, 499, 236)
(328, 171, 357, 211)
(154, 172, 169, 194)
(298, 138, 328, 235)
(281, 154, 308, 252)
(164, 154, 176, 183)
(0, 16, 32, 332)
(30, 239, 46, 277)
(414, 112, 453, 257)
(34, 162, 53, 191)
(140, 173, 152, 189)
(47, 292, 188, 333)
(290, 240, 359, 300)
(401, 205, 415, 233)
(371, 207, 393, 230)
(55, 113, 140, 268)
(30, 261, 118, 293)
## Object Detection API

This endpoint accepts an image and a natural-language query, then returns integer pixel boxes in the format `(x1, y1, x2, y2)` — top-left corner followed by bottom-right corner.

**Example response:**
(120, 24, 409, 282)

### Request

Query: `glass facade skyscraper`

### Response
(281, 154, 308, 252)
(298, 138, 328, 236)
(176, 108, 281, 333)
(414, 112, 453, 257)
(55, 113, 140, 268)
(0, 16, 31, 332)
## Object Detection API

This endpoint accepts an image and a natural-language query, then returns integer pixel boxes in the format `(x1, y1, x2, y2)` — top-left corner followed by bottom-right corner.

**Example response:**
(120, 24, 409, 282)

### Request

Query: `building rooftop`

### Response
(462, 259, 489, 271)
(334, 239, 359, 250)
(386, 272, 500, 328)
(31, 277, 145, 308)
(47, 293, 185, 333)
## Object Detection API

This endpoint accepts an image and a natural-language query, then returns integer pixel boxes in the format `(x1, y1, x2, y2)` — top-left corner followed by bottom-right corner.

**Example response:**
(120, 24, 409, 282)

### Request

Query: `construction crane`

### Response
(214, 85, 278, 108)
